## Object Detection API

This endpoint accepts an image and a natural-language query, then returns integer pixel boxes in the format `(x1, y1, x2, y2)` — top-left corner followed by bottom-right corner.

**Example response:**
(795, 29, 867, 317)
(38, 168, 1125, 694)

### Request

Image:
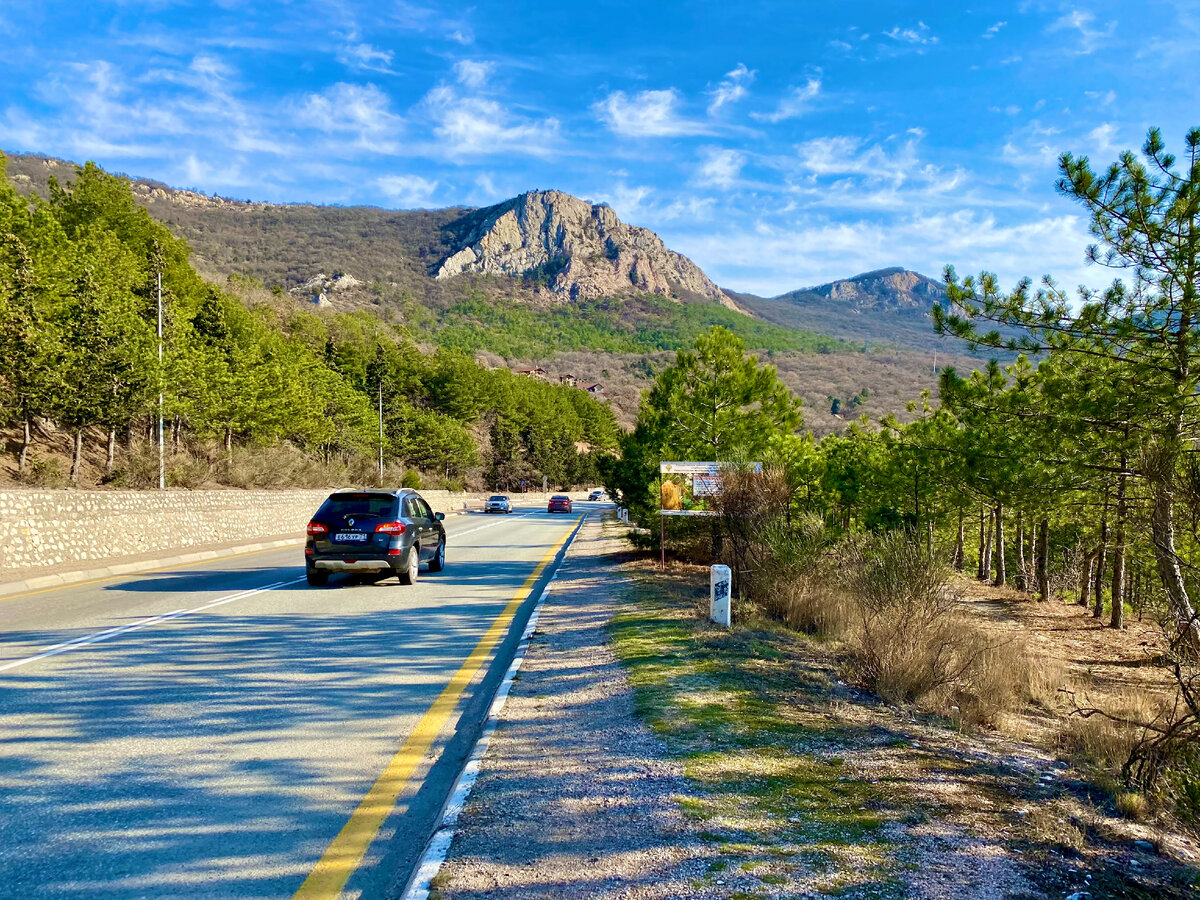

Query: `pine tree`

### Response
(936, 127, 1200, 647)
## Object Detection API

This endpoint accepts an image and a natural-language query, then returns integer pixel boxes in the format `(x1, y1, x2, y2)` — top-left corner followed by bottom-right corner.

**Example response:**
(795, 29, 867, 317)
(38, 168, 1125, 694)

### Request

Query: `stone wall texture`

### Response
(0, 489, 485, 574)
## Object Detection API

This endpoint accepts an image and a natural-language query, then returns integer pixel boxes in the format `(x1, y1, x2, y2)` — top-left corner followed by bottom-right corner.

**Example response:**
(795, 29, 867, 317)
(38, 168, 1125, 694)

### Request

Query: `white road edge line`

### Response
(401, 519, 583, 900)
(0, 577, 304, 673)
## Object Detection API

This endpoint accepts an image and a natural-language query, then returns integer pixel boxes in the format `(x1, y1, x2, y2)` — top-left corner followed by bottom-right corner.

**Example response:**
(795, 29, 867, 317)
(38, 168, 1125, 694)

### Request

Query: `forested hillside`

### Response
(3, 153, 956, 435)
(0, 156, 618, 489)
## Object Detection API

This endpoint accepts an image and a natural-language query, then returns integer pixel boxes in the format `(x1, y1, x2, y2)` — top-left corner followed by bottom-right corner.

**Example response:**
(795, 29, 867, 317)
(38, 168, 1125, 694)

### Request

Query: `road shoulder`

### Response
(423, 516, 710, 899)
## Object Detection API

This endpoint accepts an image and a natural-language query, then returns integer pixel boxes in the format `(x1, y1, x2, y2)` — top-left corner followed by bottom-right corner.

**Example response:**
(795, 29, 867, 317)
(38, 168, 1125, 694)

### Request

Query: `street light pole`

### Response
(378, 379, 384, 486)
(157, 270, 165, 491)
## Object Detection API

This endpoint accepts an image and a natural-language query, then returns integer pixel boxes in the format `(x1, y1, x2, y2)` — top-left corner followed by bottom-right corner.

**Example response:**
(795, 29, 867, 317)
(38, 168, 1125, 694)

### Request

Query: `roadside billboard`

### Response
(659, 461, 761, 516)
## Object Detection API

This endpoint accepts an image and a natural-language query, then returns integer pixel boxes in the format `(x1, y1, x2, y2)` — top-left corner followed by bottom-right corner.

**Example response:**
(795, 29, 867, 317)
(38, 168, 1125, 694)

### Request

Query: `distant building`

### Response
(584, 383, 604, 394)
(558, 373, 578, 387)
(513, 366, 547, 380)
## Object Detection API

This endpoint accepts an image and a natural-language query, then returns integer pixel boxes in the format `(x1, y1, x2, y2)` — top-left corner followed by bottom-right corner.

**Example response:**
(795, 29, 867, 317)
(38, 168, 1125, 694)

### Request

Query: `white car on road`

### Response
(485, 494, 514, 514)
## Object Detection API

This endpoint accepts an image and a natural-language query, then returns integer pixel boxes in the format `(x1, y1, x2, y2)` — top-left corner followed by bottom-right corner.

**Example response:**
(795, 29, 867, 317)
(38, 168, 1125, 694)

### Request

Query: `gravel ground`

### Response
(425, 517, 712, 899)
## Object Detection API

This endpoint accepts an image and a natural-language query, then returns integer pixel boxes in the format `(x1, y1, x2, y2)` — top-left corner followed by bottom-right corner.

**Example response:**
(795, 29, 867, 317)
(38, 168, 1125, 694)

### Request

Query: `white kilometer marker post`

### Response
(710, 564, 731, 628)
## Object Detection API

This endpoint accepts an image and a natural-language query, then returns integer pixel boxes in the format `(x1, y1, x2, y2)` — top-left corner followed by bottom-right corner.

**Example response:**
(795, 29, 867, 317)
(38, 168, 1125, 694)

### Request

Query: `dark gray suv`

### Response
(305, 489, 446, 586)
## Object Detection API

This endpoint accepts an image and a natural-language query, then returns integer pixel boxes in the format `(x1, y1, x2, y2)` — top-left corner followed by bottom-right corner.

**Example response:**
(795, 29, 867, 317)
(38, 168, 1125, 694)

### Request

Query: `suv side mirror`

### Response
(435, 512, 445, 521)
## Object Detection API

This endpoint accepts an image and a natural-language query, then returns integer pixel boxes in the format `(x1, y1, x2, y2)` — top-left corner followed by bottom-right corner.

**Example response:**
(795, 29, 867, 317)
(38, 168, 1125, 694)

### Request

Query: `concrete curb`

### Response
(0, 506, 487, 600)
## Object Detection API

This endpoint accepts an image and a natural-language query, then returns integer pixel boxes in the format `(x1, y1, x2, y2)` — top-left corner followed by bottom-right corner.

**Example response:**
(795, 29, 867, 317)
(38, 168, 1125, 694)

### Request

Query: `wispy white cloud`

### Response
(1048, 9, 1116, 55)
(707, 63, 754, 115)
(376, 173, 439, 206)
(1086, 122, 1119, 155)
(1084, 89, 1117, 107)
(453, 59, 494, 89)
(422, 84, 560, 157)
(598, 182, 715, 225)
(337, 41, 397, 74)
(298, 83, 402, 153)
(6, 55, 282, 163)
(999, 120, 1065, 181)
(751, 78, 821, 123)
(593, 88, 713, 138)
(793, 133, 926, 187)
(696, 147, 744, 188)
(884, 22, 937, 45)
(386, 1, 474, 45)
(983, 21, 1007, 39)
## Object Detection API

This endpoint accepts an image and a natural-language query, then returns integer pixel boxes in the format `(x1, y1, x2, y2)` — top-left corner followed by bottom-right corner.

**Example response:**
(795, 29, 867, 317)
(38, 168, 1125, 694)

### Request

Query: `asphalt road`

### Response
(0, 503, 592, 900)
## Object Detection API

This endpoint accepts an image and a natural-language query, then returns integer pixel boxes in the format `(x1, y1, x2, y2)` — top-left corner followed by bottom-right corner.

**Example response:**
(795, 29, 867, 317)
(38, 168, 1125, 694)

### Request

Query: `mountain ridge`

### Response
(4, 151, 949, 353)
(1, 150, 980, 434)
(773, 267, 947, 310)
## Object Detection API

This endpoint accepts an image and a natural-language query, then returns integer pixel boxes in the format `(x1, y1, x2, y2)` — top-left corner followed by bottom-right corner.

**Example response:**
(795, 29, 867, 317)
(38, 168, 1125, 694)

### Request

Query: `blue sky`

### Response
(1, 1, 1197, 295)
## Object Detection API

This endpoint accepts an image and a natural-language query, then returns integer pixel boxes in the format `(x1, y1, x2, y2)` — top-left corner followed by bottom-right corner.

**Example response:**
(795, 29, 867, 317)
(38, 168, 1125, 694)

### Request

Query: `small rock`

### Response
(1065, 892, 1092, 900)
(1133, 839, 1156, 853)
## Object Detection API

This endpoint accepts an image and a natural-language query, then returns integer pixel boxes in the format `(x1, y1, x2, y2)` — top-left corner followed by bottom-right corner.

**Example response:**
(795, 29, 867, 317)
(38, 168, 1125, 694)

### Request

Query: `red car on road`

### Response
(547, 495, 573, 513)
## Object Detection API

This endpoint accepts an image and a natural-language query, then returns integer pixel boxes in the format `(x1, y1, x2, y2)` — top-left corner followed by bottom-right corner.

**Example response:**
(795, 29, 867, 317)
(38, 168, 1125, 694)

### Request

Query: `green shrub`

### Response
(22, 456, 66, 488)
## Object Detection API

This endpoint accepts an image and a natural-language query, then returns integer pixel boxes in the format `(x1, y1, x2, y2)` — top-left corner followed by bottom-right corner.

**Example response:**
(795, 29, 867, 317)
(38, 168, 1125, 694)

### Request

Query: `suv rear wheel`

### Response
(400, 546, 420, 585)
(306, 567, 329, 587)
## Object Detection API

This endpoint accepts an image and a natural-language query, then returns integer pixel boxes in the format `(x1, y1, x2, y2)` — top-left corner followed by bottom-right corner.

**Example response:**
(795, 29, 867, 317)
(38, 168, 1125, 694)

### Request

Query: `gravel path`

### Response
(425, 516, 711, 899)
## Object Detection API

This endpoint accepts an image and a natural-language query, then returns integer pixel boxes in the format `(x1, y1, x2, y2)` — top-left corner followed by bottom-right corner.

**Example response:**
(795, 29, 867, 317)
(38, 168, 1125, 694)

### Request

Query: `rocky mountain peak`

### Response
(781, 268, 946, 311)
(435, 190, 740, 309)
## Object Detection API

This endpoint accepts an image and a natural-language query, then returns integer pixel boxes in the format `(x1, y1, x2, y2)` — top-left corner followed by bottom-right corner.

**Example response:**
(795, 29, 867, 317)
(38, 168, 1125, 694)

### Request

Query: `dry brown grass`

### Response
(1059, 689, 1166, 771)
(766, 574, 854, 637)
(1025, 801, 1089, 853)
(954, 578, 1179, 771)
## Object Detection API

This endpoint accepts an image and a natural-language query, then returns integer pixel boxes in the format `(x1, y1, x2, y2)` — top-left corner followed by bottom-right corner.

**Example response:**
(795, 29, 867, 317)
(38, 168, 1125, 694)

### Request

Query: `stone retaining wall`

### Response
(0, 489, 487, 574)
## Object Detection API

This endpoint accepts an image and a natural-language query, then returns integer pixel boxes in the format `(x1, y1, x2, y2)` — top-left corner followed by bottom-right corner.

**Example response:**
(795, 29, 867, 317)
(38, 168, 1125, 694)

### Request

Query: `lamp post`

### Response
(157, 270, 164, 491)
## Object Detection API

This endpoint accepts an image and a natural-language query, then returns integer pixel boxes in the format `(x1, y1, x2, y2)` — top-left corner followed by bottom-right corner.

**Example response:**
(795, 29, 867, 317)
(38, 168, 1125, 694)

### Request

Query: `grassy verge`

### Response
(610, 562, 1200, 900)
(610, 566, 910, 898)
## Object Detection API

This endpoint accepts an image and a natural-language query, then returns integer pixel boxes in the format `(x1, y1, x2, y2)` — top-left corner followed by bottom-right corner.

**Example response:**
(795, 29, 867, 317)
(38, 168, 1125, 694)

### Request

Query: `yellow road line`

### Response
(291, 516, 581, 900)
(0, 542, 302, 604)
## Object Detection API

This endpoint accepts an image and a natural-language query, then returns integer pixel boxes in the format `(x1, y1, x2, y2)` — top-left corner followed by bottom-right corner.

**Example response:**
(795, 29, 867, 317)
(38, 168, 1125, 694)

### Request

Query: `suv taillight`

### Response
(307, 522, 328, 535)
(374, 521, 407, 535)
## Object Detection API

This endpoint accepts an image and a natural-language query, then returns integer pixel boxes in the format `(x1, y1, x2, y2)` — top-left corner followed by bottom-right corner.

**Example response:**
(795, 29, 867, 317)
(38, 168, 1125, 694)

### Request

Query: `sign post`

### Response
(658, 461, 761, 569)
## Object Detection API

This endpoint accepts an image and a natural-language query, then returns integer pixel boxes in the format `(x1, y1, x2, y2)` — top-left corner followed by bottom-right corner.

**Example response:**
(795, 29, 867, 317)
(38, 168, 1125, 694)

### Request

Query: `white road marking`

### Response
(0, 578, 304, 673)
(0, 511, 554, 673)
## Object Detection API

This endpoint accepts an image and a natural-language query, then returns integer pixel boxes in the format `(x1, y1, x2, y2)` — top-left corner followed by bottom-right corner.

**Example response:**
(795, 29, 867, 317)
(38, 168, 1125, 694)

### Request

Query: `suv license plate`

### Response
(335, 532, 369, 542)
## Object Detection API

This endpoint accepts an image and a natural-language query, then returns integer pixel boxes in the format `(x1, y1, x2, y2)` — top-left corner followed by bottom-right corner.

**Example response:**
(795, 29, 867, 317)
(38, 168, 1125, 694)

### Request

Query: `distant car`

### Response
(548, 494, 573, 513)
(485, 494, 513, 514)
(305, 488, 445, 586)
(588, 490, 606, 501)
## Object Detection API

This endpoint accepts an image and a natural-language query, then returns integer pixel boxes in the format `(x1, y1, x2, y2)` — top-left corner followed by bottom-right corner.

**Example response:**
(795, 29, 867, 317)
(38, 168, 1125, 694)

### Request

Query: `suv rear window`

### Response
(319, 493, 396, 519)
